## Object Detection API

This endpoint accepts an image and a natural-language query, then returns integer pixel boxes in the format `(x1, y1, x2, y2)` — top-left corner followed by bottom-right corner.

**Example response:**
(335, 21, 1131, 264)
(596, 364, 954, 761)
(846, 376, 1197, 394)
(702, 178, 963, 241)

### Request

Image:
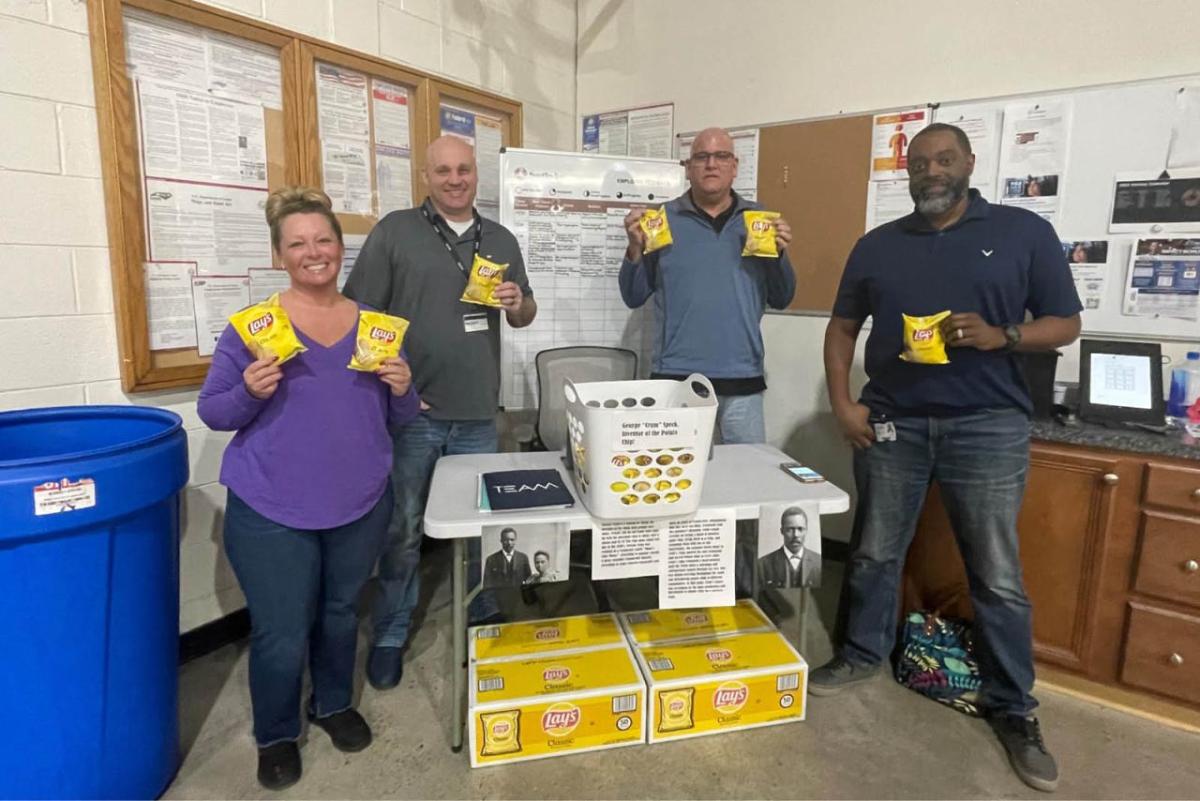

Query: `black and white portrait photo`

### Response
(480, 522, 570, 589)
(756, 501, 822, 589)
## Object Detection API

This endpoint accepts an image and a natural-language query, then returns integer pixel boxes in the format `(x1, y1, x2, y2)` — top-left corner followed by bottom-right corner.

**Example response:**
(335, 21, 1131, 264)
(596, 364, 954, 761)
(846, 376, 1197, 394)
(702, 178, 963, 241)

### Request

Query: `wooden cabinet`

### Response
(902, 440, 1200, 718)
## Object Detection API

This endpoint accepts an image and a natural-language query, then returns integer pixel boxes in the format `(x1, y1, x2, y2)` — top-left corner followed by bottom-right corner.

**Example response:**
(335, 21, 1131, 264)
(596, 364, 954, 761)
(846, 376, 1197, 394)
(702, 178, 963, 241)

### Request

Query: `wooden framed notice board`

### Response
(86, 0, 522, 392)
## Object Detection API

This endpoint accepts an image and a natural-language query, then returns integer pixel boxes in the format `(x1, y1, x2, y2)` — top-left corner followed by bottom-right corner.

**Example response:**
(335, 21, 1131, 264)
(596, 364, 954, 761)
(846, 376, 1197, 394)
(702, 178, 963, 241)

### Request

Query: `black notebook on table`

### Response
(477, 469, 574, 512)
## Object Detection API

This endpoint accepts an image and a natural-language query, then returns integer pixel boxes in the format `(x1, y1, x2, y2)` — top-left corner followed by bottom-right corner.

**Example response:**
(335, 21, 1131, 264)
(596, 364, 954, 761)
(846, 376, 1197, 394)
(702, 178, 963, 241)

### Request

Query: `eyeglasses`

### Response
(688, 151, 736, 165)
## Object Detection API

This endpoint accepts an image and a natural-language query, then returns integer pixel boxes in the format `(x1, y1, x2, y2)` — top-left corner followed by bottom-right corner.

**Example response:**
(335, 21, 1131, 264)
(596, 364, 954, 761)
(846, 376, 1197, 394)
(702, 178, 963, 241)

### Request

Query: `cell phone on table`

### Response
(780, 462, 825, 483)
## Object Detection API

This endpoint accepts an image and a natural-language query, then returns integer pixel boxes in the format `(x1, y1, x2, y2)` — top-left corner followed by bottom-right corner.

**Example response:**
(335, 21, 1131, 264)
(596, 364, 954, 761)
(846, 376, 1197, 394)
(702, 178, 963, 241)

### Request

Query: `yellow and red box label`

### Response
(619, 599, 773, 646)
(469, 645, 645, 767)
(470, 613, 625, 662)
(635, 630, 807, 743)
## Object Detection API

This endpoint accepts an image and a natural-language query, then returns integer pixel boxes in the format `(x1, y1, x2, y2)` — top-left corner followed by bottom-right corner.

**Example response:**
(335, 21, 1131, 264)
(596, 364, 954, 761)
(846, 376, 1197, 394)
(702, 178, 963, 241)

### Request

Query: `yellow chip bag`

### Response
(228, 293, 306, 365)
(639, 206, 673, 253)
(742, 210, 780, 258)
(460, 254, 508, 307)
(348, 311, 409, 372)
(900, 311, 952, 365)
(657, 687, 695, 733)
(479, 710, 522, 756)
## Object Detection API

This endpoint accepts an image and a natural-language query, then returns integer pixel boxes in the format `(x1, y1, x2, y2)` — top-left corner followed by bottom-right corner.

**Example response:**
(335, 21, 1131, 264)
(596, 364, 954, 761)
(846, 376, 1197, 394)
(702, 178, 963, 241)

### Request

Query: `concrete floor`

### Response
(168, 542, 1200, 799)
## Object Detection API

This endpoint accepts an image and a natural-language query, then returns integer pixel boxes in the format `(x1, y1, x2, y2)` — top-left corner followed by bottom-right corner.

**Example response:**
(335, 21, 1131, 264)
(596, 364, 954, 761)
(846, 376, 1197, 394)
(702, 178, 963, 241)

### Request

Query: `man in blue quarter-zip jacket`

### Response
(619, 127, 796, 445)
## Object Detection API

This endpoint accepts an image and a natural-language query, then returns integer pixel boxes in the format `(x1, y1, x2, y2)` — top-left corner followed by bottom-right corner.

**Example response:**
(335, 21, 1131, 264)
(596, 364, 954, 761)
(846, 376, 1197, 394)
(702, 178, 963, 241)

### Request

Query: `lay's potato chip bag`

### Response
(900, 311, 952, 365)
(741, 210, 780, 258)
(461, 254, 508, 307)
(639, 207, 673, 253)
(348, 311, 409, 372)
(229, 293, 306, 365)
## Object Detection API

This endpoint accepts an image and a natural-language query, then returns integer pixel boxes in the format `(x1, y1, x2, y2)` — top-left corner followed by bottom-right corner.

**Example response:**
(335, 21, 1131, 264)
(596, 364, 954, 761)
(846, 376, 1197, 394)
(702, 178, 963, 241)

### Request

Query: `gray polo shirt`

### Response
(343, 199, 532, 421)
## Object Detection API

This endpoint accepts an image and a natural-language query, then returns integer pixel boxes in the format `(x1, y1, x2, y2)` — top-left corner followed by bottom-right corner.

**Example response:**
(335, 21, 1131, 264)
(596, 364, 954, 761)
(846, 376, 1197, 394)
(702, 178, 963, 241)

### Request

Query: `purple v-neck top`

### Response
(197, 304, 419, 529)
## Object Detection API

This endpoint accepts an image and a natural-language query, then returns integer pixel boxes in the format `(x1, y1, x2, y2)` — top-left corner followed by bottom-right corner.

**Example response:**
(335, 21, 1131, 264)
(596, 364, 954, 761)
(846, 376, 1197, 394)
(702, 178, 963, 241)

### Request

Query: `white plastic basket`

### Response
(563, 374, 717, 519)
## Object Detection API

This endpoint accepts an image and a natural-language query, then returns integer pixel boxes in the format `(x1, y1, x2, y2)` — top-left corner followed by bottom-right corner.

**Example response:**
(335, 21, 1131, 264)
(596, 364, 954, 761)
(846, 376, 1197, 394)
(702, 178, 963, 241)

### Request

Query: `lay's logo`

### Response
(248, 313, 274, 335)
(645, 216, 663, 229)
(534, 627, 561, 641)
(705, 648, 733, 663)
(369, 326, 396, 343)
(542, 666, 571, 682)
(913, 328, 935, 342)
(477, 265, 500, 278)
(713, 681, 748, 714)
(541, 703, 581, 736)
(683, 612, 710, 627)
(751, 219, 771, 232)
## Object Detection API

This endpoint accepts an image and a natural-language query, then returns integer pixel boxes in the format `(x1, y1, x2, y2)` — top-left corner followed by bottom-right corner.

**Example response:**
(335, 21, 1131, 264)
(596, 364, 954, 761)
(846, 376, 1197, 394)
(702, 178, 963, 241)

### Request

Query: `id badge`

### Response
(873, 421, 897, 442)
(463, 313, 489, 333)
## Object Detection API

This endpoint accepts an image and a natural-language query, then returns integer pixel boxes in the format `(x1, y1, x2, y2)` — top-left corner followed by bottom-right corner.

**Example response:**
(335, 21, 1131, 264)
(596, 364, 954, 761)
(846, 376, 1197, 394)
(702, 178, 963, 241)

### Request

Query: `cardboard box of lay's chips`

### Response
(618, 599, 773, 646)
(468, 641, 646, 767)
(634, 629, 807, 744)
(470, 612, 625, 663)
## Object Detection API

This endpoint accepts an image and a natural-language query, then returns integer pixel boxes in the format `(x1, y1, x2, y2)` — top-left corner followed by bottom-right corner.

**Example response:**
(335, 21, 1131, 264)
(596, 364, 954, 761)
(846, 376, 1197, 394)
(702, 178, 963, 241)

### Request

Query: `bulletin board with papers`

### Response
(699, 73, 1200, 341)
(88, 0, 524, 392)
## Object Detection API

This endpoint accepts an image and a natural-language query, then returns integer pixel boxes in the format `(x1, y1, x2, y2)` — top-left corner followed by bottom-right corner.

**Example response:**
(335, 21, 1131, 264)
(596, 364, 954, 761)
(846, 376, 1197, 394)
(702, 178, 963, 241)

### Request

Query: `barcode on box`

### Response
(476, 627, 500, 639)
(478, 677, 504, 692)
(626, 612, 651, 625)
(776, 673, 800, 692)
(611, 694, 638, 713)
(648, 658, 674, 672)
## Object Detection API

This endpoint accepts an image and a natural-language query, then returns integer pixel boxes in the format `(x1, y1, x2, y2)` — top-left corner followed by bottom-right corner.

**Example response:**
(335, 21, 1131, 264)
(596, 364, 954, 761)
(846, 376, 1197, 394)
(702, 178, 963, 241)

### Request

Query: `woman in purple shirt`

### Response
(198, 187, 418, 790)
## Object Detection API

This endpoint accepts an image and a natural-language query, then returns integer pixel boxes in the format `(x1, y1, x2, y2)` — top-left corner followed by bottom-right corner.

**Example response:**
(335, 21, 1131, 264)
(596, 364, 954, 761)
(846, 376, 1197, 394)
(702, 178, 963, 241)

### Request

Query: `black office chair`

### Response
(528, 346, 638, 452)
(518, 346, 638, 615)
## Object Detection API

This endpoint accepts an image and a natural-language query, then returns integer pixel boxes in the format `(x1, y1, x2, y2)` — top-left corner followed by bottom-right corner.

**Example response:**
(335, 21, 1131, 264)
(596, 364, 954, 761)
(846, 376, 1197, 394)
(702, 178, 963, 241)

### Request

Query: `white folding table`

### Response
(422, 443, 851, 751)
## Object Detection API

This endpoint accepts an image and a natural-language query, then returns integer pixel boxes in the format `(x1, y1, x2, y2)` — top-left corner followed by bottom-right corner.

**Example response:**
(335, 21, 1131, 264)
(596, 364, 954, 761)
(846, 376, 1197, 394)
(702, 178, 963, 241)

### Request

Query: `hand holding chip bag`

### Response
(900, 310, 952, 364)
(229, 293, 306, 365)
(639, 206, 674, 254)
(460, 254, 508, 307)
(348, 310, 409, 372)
(741, 210, 781, 258)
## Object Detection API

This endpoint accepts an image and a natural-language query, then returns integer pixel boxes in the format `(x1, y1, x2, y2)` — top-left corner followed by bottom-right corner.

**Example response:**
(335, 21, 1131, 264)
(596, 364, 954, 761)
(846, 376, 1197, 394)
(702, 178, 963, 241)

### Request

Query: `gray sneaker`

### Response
(807, 656, 881, 696)
(988, 713, 1059, 793)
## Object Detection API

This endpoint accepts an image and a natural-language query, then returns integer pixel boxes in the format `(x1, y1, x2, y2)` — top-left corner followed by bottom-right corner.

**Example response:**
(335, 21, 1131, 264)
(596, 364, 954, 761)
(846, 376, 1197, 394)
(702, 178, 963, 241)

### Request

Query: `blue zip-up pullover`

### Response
(619, 191, 796, 380)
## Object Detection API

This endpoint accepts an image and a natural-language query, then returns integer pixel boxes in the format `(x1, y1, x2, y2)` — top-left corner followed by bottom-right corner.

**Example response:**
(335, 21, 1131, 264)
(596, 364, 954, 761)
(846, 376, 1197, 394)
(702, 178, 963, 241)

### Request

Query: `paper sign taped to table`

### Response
(592, 519, 664, 580)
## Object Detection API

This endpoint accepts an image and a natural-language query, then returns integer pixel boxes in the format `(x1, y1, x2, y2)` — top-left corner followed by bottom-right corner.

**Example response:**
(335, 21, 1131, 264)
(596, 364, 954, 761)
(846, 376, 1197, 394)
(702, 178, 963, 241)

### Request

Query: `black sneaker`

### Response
(308, 708, 373, 753)
(807, 656, 881, 696)
(366, 646, 404, 690)
(256, 741, 301, 791)
(988, 713, 1059, 793)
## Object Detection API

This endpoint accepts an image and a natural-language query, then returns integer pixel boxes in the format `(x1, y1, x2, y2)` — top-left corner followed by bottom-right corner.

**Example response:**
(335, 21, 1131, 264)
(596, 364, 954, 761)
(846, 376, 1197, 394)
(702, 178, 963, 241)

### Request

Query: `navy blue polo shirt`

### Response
(832, 189, 1082, 417)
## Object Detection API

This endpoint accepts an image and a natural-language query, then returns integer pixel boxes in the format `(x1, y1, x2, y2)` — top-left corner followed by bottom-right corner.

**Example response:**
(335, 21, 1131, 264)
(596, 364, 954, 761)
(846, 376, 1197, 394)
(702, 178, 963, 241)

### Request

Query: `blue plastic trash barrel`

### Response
(0, 406, 188, 800)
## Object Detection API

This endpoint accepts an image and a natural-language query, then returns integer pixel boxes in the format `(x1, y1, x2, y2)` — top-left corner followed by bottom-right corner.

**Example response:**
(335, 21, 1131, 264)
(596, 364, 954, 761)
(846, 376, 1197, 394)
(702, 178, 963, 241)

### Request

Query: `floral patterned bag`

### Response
(894, 611, 982, 716)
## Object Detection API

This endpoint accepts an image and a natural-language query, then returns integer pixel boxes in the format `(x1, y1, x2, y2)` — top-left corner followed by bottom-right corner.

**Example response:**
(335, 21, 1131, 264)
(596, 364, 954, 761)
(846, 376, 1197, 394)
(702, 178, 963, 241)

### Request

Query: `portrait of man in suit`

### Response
(758, 506, 821, 589)
(482, 527, 532, 588)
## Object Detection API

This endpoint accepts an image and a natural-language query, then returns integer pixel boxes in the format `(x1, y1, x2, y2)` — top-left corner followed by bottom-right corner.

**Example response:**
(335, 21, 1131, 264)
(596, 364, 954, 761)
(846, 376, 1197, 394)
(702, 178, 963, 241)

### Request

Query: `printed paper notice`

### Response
(998, 99, 1072, 223)
(372, 79, 411, 149)
(145, 261, 197, 350)
(612, 409, 698, 450)
(317, 63, 370, 140)
(137, 80, 267, 187)
(206, 30, 282, 109)
(627, 103, 674, 159)
(870, 109, 928, 181)
(145, 178, 272, 274)
(592, 519, 664, 580)
(1123, 238, 1200, 320)
(321, 137, 372, 215)
(1061, 240, 1110, 311)
(339, 233, 366, 292)
(866, 179, 912, 230)
(376, 145, 413, 215)
(247, 267, 291, 304)
(192, 275, 250, 357)
(1109, 169, 1200, 234)
(475, 114, 503, 208)
(659, 509, 736, 609)
(933, 103, 1002, 200)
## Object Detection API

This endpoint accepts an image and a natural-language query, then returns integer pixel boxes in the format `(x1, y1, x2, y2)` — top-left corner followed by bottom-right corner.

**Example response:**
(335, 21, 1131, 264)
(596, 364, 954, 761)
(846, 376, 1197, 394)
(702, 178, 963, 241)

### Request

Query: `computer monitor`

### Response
(1078, 339, 1164, 426)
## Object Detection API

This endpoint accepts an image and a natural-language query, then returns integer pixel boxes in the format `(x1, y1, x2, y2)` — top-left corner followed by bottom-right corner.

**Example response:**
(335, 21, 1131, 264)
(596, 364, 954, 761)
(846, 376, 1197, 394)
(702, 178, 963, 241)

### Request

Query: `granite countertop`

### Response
(1031, 418, 1200, 462)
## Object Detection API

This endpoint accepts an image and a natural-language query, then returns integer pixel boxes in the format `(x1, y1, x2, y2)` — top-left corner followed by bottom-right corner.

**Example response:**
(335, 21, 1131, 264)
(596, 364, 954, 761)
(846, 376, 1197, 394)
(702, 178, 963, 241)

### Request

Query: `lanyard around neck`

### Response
(421, 204, 482, 277)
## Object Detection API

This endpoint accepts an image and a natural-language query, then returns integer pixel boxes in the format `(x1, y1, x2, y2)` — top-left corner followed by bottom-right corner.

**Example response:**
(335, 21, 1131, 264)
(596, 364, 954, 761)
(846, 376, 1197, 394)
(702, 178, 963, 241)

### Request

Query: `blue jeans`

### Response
(839, 409, 1037, 715)
(714, 392, 765, 596)
(715, 392, 766, 445)
(223, 487, 391, 746)
(373, 414, 498, 648)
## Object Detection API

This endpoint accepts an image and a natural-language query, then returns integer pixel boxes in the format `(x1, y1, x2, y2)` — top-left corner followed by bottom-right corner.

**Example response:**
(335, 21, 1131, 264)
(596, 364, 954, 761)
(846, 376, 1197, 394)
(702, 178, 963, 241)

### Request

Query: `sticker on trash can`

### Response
(33, 478, 96, 516)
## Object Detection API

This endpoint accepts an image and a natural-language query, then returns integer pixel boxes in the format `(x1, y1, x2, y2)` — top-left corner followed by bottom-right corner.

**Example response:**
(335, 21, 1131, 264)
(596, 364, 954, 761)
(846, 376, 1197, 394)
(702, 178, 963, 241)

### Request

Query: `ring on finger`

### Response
(956, 328, 964, 340)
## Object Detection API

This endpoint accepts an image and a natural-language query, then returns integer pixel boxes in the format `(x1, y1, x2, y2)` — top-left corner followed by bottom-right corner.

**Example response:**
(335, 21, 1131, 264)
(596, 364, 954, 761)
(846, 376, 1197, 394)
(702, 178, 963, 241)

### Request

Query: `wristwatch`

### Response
(1002, 324, 1022, 351)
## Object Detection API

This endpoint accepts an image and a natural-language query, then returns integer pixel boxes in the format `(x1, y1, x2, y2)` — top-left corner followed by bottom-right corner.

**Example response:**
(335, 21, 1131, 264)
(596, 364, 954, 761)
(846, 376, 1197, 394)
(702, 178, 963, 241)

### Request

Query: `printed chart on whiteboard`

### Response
(498, 149, 687, 409)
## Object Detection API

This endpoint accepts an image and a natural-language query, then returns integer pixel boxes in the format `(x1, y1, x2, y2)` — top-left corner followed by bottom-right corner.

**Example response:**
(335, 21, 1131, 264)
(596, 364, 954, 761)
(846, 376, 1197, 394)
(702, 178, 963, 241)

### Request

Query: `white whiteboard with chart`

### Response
(498, 148, 687, 409)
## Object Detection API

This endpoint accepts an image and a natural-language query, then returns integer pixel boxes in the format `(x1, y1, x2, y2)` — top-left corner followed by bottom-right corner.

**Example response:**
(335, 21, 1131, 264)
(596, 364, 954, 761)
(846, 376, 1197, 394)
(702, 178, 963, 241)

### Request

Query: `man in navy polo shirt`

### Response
(810, 123, 1081, 793)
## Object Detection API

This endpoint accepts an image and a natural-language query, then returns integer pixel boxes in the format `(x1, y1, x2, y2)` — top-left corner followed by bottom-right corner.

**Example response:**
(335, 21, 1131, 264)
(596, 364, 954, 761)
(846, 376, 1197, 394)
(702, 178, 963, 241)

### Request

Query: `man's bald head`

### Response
(424, 135, 477, 220)
(692, 127, 735, 153)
